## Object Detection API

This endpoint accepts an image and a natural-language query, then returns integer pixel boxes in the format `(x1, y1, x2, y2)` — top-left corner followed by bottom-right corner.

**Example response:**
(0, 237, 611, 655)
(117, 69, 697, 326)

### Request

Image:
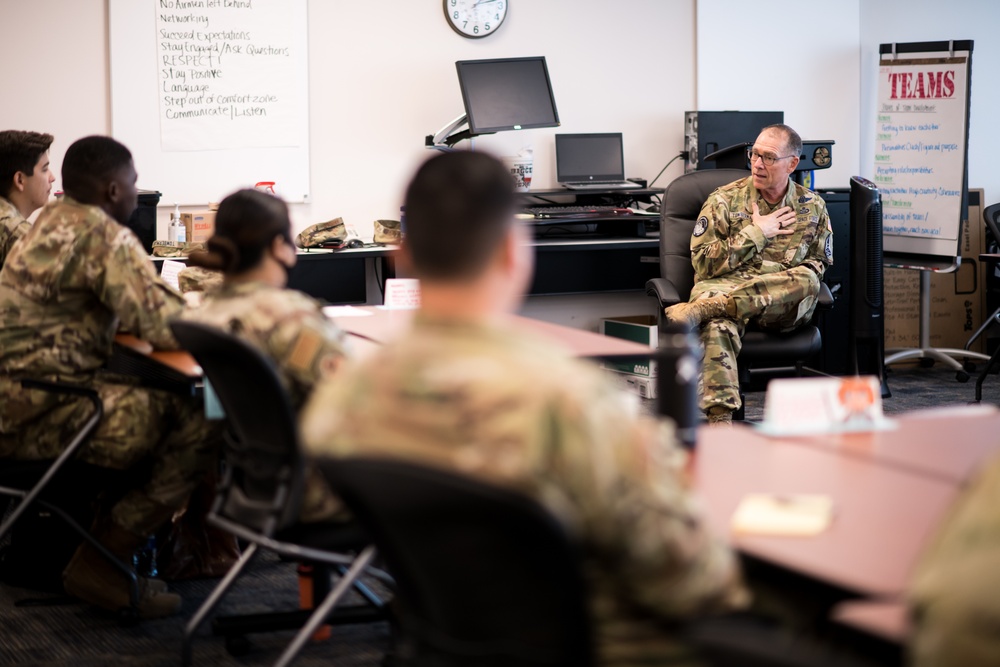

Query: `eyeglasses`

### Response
(747, 149, 795, 167)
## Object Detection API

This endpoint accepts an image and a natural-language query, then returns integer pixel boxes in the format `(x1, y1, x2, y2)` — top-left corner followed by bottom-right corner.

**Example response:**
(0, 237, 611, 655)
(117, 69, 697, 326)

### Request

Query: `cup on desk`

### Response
(502, 155, 533, 192)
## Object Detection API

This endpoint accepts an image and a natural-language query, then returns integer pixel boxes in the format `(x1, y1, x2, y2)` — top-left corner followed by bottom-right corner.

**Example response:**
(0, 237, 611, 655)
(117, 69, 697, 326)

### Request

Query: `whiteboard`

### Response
(109, 0, 310, 206)
(875, 41, 972, 258)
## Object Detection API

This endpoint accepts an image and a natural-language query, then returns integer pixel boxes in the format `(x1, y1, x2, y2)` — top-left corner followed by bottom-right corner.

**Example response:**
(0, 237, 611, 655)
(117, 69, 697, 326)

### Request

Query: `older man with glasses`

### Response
(664, 124, 833, 424)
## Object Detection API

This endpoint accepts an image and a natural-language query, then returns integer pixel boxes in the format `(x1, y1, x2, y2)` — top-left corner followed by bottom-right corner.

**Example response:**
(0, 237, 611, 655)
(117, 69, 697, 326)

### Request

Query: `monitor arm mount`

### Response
(425, 113, 494, 152)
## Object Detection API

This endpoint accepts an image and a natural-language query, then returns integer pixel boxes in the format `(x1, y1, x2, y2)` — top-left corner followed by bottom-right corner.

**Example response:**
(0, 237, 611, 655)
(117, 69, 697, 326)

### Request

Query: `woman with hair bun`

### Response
(182, 188, 346, 520)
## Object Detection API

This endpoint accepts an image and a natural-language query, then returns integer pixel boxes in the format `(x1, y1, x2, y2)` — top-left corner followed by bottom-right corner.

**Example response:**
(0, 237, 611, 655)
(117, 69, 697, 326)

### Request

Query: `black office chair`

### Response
(646, 169, 832, 419)
(315, 456, 594, 667)
(972, 202, 1000, 402)
(169, 321, 387, 665)
(0, 380, 140, 610)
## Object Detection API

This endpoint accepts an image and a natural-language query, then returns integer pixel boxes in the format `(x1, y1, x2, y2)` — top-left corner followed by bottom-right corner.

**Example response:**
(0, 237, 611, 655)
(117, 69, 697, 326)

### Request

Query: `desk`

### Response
(693, 425, 959, 597)
(328, 306, 653, 359)
(782, 407, 1000, 485)
(529, 236, 659, 295)
(831, 600, 909, 644)
(110, 334, 202, 396)
(152, 245, 395, 305)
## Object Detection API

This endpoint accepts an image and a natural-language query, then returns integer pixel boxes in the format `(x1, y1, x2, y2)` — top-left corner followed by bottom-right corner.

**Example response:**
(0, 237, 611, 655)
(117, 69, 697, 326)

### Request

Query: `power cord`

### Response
(648, 151, 688, 189)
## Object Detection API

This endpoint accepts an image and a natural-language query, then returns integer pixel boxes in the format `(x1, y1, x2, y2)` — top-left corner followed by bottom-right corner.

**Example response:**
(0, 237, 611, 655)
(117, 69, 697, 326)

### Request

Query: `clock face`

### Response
(444, 0, 507, 39)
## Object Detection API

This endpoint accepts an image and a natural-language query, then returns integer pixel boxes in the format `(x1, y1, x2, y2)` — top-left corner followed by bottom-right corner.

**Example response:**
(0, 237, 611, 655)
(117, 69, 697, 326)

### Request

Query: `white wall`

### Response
(0, 0, 696, 240)
(859, 0, 1000, 209)
(694, 0, 862, 190)
(0, 0, 110, 180)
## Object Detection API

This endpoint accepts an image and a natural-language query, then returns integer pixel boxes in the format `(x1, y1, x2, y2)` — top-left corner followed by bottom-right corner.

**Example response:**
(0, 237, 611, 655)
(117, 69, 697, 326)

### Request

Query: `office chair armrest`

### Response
(817, 281, 834, 310)
(646, 277, 682, 307)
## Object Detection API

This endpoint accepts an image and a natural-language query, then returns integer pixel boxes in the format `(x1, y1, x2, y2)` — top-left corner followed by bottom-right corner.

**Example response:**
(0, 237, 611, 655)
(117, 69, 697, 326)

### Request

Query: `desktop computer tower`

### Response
(684, 111, 784, 172)
(814, 188, 851, 376)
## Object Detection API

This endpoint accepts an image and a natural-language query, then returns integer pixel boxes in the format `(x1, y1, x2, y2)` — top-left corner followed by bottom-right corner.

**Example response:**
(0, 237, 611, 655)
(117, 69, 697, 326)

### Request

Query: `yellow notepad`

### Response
(731, 493, 834, 536)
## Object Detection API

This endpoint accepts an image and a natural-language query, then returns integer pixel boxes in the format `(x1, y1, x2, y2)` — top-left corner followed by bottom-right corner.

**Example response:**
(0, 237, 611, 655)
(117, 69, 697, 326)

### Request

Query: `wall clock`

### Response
(444, 0, 507, 39)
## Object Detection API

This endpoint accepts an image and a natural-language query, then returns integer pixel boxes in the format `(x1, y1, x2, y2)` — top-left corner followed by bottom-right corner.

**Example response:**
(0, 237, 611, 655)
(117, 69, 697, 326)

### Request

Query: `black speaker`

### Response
(848, 176, 888, 392)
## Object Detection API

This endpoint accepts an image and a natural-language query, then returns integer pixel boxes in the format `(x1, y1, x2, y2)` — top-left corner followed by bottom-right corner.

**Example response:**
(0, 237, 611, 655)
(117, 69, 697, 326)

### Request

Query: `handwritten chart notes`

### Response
(156, 0, 303, 151)
(875, 53, 970, 242)
(109, 0, 310, 204)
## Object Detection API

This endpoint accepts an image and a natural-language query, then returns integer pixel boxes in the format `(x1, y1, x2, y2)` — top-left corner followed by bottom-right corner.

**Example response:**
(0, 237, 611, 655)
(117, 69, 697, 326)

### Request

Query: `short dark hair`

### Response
(0, 130, 54, 199)
(188, 189, 292, 275)
(403, 151, 517, 280)
(762, 123, 803, 159)
(61, 135, 133, 202)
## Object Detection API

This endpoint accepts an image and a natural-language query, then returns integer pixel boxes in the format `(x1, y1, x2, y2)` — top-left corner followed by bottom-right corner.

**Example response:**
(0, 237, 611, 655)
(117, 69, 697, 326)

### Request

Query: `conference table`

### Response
(693, 406, 1000, 650)
(325, 305, 654, 359)
(111, 308, 652, 393)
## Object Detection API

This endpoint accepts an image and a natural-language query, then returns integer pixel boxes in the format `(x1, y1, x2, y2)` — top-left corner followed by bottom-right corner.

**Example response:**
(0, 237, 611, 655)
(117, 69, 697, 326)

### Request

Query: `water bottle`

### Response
(656, 322, 701, 449)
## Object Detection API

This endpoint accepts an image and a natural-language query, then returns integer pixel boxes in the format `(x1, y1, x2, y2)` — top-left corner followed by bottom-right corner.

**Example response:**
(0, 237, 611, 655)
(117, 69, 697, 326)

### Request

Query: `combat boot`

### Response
(664, 295, 729, 328)
(63, 520, 182, 619)
(706, 405, 734, 426)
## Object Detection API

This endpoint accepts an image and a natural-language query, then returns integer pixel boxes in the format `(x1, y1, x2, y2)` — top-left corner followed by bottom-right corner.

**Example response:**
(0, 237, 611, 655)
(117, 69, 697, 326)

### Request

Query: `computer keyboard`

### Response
(523, 205, 633, 219)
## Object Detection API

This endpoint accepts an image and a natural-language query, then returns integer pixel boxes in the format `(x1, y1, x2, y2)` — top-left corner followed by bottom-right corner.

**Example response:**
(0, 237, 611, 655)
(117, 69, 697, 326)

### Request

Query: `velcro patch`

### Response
(824, 235, 833, 262)
(288, 330, 323, 373)
(693, 216, 709, 237)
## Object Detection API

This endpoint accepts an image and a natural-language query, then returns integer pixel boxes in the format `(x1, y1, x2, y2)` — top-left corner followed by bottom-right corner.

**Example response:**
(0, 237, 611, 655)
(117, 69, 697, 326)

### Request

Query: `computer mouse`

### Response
(345, 238, 364, 249)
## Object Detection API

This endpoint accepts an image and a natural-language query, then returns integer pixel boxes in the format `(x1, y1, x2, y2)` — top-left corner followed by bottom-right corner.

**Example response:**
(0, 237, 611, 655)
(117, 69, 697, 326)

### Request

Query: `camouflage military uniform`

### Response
(908, 454, 1000, 665)
(0, 195, 31, 268)
(0, 197, 219, 537)
(302, 315, 748, 666)
(689, 176, 832, 413)
(182, 280, 348, 521)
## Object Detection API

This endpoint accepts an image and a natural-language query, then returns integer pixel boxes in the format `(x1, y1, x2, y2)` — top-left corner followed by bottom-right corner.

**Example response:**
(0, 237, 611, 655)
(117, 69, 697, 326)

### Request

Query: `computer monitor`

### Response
(456, 56, 560, 136)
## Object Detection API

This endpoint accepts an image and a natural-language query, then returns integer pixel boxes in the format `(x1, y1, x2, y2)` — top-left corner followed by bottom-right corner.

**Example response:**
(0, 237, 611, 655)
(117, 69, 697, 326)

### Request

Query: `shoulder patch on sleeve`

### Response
(288, 329, 323, 373)
(693, 216, 709, 238)
(824, 234, 833, 263)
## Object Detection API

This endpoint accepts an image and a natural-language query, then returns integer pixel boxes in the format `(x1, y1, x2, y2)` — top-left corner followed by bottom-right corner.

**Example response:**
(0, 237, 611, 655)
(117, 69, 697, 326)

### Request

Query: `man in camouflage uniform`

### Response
(908, 453, 1000, 665)
(0, 130, 55, 266)
(0, 136, 218, 618)
(665, 124, 833, 424)
(302, 151, 748, 666)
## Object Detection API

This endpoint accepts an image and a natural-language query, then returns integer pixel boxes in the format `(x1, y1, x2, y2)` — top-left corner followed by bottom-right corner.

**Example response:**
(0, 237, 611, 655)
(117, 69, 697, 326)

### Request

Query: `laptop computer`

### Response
(555, 133, 641, 190)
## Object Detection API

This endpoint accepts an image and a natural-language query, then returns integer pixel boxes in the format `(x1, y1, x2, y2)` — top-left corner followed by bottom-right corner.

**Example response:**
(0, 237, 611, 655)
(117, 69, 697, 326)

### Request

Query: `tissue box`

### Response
(180, 211, 216, 244)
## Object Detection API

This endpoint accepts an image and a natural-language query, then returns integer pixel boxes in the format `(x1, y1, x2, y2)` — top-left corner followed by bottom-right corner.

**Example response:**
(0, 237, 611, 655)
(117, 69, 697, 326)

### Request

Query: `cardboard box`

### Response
(180, 211, 216, 244)
(884, 189, 986, 354)
(600, 315, 658, 377)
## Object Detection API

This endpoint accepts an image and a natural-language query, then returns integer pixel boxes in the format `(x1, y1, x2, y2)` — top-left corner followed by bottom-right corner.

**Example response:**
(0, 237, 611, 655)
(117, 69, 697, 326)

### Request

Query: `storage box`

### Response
(884, 190, 987, 354)
(605, 369, 657, 399)
(600, 315, 658, 377)
(180, 211, 216, 244)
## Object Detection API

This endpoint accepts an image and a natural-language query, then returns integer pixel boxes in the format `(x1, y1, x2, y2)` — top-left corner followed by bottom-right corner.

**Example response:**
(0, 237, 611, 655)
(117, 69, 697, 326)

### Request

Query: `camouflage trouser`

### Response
(689, 266, 821, 413)
(0, 373, 221, 537)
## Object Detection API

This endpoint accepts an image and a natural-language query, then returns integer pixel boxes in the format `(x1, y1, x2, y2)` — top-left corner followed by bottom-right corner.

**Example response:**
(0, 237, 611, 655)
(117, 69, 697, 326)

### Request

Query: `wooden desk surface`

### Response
(785, 406, 1000, 485)
(114, 333, 202, 377)
(693, 425, 959, 597)
(831, 600, 910, 644)
(329, 306, 653, 358)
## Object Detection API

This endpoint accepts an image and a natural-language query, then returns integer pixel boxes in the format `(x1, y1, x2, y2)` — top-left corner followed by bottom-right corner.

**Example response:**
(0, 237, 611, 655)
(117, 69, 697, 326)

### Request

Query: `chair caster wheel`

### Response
(956, 371, 970, 383)
(225, 635, 252, 657)
(964, 360, 978, 373)
(919, 358, 936, 368)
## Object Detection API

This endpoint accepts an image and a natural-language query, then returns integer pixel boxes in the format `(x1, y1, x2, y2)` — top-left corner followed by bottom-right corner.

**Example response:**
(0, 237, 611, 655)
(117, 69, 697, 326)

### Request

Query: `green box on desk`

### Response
(600, 315, 658, 377)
